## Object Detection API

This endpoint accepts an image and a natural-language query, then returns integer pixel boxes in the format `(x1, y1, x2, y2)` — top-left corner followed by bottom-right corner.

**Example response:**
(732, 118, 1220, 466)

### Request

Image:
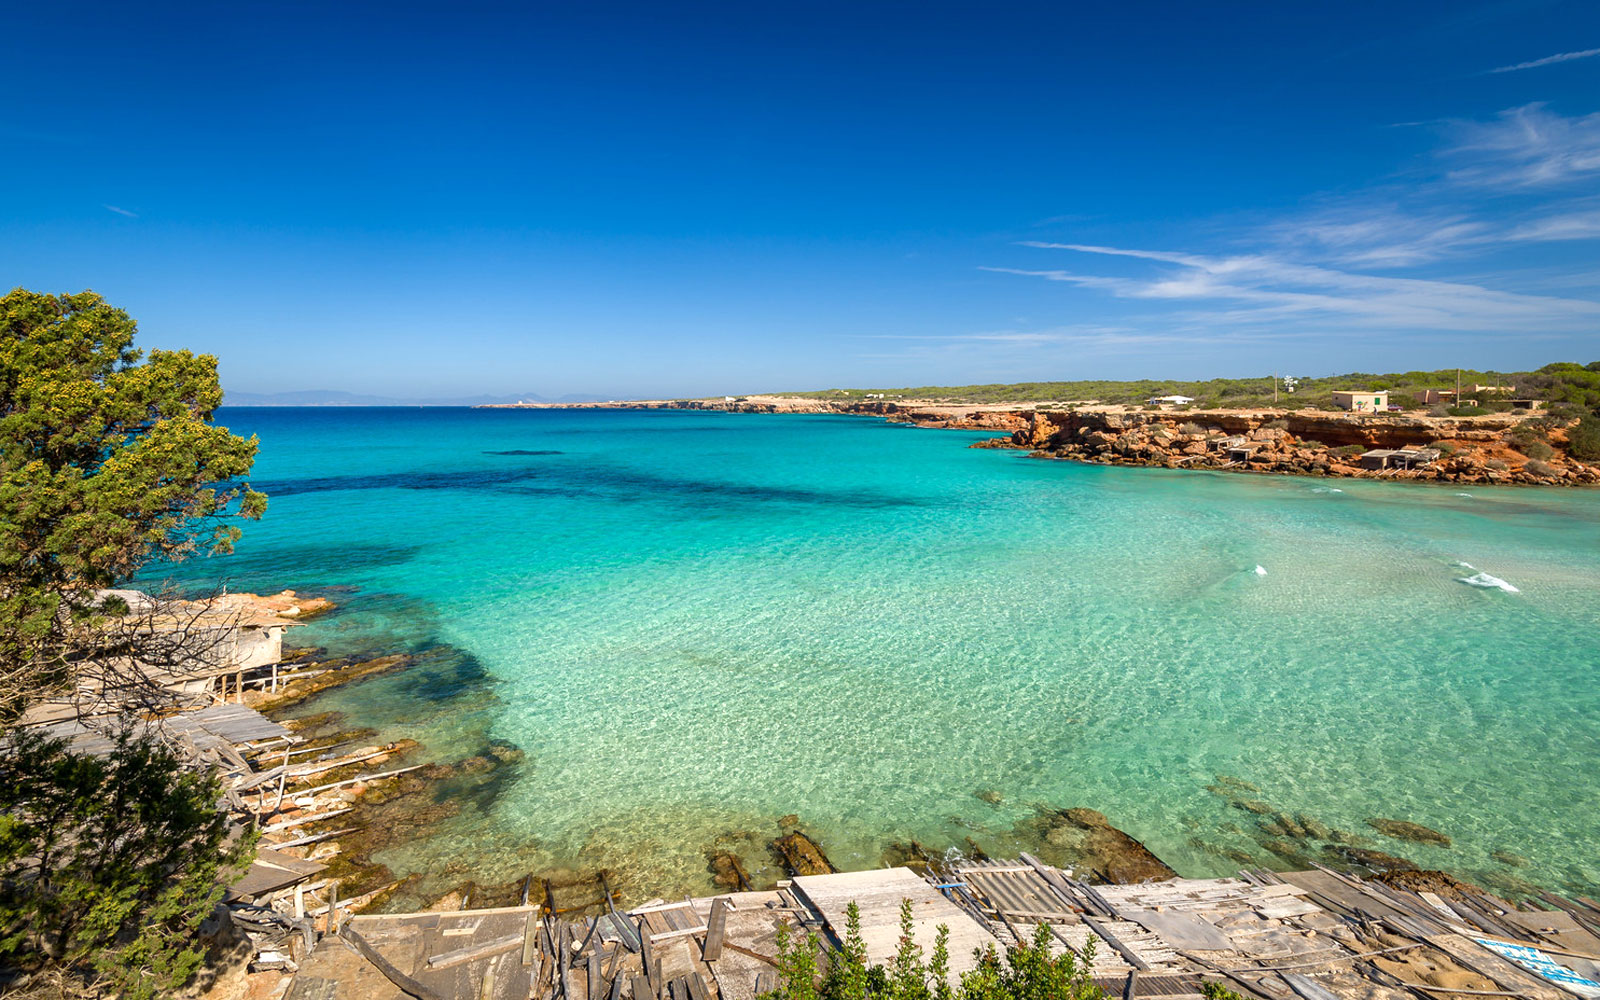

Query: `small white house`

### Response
(1147, 394, 1196, 407)
(1331, 390, 1388, 413)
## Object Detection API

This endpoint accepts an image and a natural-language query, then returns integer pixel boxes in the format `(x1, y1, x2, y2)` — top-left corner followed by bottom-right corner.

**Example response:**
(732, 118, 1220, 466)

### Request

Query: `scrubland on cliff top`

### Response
(793, 361, 1600, 409)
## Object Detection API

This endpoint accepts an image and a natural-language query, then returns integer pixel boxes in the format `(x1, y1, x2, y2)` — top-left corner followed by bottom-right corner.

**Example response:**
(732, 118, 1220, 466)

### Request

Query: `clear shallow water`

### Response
(150, 408, 1600, 901)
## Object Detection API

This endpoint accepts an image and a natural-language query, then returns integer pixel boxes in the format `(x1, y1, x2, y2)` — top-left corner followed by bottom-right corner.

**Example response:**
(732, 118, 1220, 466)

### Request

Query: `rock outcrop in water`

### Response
(771, 830, 837, 876)
(1020, 807, 1178, 883)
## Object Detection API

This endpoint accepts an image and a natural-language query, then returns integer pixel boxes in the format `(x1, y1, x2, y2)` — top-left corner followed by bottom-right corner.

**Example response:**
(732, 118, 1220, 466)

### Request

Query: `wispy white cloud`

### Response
(1490, 47, 1600, 73)
(1443, 103, 1600, 186)
(986, 243, 1600, 335)
(853, 323, 1284, 365)
(103, 204, 138, 217)
(992, 102, 1600, 354)
(1504, 208, 1600, 242)
(1262, 206, 1492, 266)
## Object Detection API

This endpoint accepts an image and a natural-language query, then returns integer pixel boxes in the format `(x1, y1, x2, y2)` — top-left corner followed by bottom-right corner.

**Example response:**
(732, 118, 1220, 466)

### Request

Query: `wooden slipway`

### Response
(791, 867, 1001, 974)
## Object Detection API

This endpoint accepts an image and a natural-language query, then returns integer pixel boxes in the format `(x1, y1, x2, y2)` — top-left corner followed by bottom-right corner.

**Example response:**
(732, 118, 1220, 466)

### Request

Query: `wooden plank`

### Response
(703, 898, 730, 963)
(791, 867, 1000, 975)
(524, 910, 540, 967)
(427, 934, 525, 972)
(342, 925, 448, 1000)
(630, 976, 654, 1000)
(1085, 916, 1153, 971)
(687, 973, 711, 1000)
(261, 807, 353, 833)
(649, 925, 709, 943)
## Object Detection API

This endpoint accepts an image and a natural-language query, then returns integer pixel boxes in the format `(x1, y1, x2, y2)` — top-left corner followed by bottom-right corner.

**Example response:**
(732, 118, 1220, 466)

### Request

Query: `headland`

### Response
(480, 395, 1597, 486)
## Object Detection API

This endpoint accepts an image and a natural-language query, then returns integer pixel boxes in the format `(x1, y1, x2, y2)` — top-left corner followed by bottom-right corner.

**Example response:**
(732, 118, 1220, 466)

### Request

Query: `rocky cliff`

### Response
(982, 408, 1598, 486)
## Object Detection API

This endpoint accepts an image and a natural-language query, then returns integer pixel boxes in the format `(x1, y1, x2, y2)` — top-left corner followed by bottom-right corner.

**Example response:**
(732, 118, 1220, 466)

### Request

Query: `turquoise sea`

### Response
(151, 407, 1600, 901)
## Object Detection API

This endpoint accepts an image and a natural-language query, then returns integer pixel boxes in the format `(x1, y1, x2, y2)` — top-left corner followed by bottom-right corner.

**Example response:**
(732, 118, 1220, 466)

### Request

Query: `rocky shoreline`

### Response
(486, 396, 1598, 486)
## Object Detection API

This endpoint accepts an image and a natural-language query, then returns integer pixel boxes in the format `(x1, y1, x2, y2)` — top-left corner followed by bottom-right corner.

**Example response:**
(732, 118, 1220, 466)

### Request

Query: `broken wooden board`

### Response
(791, 867, 1000, 975)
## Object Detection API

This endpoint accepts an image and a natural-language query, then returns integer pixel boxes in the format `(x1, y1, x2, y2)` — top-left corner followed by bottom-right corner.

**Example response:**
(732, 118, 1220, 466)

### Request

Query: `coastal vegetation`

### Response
(792, 361, 1600, 412)
(0, 289, 266, 996)
(766, 900, 1105, 1000)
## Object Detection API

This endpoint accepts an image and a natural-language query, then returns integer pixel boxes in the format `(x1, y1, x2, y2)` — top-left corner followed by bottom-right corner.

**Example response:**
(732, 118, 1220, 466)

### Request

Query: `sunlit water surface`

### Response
(150, 408, 1600, 901)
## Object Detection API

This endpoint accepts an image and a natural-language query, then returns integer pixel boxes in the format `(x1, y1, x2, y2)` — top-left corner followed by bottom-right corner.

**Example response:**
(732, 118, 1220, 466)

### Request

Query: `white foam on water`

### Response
(1456, 492, 1474, 498)
(1253, 565, 1268, 576)
(1458, 571, 1520, 593)
(1311, 487, 1344, 494)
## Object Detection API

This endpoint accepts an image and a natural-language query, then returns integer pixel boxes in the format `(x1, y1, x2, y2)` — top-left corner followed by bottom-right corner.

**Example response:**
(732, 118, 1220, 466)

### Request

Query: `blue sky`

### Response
(4, 0, 1598, 398)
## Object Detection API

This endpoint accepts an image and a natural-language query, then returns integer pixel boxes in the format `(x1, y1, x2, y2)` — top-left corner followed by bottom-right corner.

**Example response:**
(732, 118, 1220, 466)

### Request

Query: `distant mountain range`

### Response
(222, 389, 610, 407)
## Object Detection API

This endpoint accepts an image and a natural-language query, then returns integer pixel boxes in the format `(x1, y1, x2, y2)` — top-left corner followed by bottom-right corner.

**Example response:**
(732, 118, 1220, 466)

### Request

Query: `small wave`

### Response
(1455, 492, 1473, 498)
(1253, 565, 1267, 577)
(1457, 571, 1519, 593)
(1311, 487, 1345, 494)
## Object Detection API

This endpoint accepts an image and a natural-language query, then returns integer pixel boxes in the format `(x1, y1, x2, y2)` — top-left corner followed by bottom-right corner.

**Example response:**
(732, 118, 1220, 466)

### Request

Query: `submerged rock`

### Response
(1373, 869, 1480, 896)
(1367, 818, 1452, 847)
(707, 850, 755, 892)
(1324, 844, 1419, 873)
(975, 788, 1004, 806)
(1491, 849, 1529, 868)
(771, 830, 836, 876)
(882, 840, 939, 877)
(1020, 806, 1177, 884)
(253, 653, 413, 712)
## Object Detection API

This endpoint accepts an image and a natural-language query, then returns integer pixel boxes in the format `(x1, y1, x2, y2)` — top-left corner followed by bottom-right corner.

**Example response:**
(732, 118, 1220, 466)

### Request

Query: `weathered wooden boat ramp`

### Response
(276, 855, 1600, 1000)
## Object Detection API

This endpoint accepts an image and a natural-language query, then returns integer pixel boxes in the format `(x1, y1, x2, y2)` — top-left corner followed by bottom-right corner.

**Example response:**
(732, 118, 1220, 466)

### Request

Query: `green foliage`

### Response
(1506, 424, 1548, 448)
(1446, 405, 1488, 416)
(784, 363, 1597, 410)
(0, 290, 268, 995)
(1524, 441, 1554, 461)
(1201, 982, 1246, 1000)
(0, 289, 266, 724)
(1569, 416, 1600, 461)
(1524, 459, 1558, 478)
(1334, 445, 1364, 457)
(764, 899, 1105, 1000)
(0, 728, 256, 998)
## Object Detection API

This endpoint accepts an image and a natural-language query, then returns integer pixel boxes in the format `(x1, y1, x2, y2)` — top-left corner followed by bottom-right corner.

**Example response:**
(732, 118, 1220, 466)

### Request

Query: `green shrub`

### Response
(1525, 441, 1554, 461)
(0, 728, 255, 999)
(1569, 415, 1600, 461)
(1265, 419, 1288, 430)
(1434, 441, 1458, 456)
(1334, 444, 1364, 457)
(766, 899, 1105, 1000)
(1485, 459, 1508, 471)
(1506, 424, 1548, 448)
(1202, 983, 1247, 1000)
(1447, 405, 1489, 416)
(1178, 422, 1205, 436)
(1524, 459, 1558, 478)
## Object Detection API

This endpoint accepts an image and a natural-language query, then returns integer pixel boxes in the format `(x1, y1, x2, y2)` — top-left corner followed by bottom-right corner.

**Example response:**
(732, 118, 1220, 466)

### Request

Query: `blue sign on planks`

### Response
(1474, 938, 1600, 999)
